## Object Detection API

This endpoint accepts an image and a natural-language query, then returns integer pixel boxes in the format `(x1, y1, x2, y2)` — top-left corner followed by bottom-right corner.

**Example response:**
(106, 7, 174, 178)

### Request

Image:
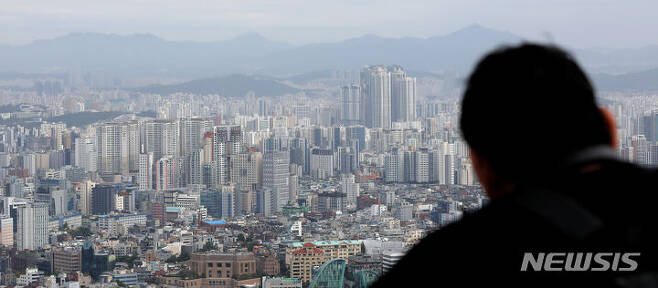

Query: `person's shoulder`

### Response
(371, 199, 547, 287)
(572, 159, 658, 209)
(589, 158, 656, 182)
(408, 192, 570, 266)
(422, 196, 539, 244)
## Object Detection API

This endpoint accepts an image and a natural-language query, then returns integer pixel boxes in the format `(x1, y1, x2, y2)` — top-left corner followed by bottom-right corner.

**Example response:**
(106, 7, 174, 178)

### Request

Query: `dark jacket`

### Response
(372, 158, 658, 288)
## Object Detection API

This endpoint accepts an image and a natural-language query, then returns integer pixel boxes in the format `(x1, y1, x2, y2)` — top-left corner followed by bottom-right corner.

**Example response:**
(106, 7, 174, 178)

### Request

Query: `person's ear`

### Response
(599, 107, 617, 149)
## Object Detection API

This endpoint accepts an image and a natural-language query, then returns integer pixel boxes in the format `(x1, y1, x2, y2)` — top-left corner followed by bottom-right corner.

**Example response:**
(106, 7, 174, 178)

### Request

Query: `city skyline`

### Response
(0, 55, 655, 287)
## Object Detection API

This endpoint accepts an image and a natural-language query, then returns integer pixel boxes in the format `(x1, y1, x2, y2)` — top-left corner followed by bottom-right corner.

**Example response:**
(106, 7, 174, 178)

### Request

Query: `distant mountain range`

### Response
(592, 68, 658, 91)
(0, 32, 292, 77)
(1, 24, 658, 91)
(0, 25, 523, 77)
(131, 69, 455, 97)
(250, 25, 523, 76)
(134, 74, 299, 97)
(575, 46, 658, 75)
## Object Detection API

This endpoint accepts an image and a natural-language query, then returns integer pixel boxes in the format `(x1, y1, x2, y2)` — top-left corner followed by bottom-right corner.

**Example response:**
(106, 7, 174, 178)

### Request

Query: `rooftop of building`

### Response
(192, 251, 254, 257)
(98, 213, 147, 218)
(289, 240, 361, 248)
(202, 219, 227, 225)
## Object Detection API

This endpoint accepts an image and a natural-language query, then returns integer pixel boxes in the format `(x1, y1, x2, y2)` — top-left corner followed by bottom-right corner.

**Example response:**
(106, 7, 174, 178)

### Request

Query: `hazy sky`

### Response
(1, 0, 656, 49)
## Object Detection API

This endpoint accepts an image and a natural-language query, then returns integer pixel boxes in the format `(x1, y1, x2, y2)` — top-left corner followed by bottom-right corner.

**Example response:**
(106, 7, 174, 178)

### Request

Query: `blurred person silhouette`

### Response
(371, 44, 658, 287)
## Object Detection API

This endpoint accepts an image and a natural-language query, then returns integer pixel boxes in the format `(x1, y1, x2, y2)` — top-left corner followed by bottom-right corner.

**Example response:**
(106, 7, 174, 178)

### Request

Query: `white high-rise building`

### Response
(632, 135, 649, 166)
(260, 187, 275, 217)
(212, 126, 243, 186)
(443, 143, 455, 185)
(74, 136, 96, 172)
(385, 150, 404, 183)
(415, 149, 430, 183)
(289, 174, 298, 205)
(144, 120, 179, 162)
(459, 159, 475, 186)
(340, 84, 360, 125)
(179, 118, 212, 157)
(403, 150, 416, 182)
(230, 152, 263, 191)
(361, 66, 392, 129)
(75, 180, 95, 215)
(51, 189, 67, 216)
(341, 174, 359, 207)
(96, 121, 140, 178)
(115, 194, 125, 211)
(96, 123, 126, 177)
(212, 157, 230, 186)
(220, 185, 236, 219)
(212, 125, 243, 158)
(263, 149, 290, 213)
(187, 149, 205, 185)
(390, 66, 417, 122)
(8, 177, 25, 198)
(430, 149, 444, 184)
(0, 153, 10, 167)
(127, 122, 141, 173)
(385, 148, 431, 183)
(310, 148, 334, 179)
(16, 202, 49, 251)
(430, 142, 454, 185)
(138, 152, 154, 190)
(156, 155, 181, 191)
(22, 153, 36, 176)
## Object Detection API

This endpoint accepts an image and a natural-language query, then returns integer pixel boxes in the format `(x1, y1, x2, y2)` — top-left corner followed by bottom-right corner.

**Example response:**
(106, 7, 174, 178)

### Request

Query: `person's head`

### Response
(460, 43, 616, 198)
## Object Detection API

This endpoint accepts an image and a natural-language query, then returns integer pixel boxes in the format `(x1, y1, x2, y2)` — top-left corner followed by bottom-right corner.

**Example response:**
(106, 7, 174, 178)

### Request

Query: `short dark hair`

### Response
(460, 43, 611, 182)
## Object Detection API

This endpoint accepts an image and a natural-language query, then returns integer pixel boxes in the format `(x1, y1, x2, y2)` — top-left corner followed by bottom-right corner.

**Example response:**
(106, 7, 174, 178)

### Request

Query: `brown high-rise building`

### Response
(51, 247, 82, 274)
(189, 252, 256, 279)
(256, 255, 280, 276)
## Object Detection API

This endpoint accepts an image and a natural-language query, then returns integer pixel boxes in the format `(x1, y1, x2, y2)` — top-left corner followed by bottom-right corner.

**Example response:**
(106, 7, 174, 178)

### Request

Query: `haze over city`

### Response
(2, 0, 658, 49)
(0, 1, 656, 288)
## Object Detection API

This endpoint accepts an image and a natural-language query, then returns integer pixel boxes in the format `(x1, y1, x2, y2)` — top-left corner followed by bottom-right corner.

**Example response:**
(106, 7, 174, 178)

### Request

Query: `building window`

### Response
(208, 263, 213, 267)
(226, 263, 231, 267)
(217, 262, 222, 267)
